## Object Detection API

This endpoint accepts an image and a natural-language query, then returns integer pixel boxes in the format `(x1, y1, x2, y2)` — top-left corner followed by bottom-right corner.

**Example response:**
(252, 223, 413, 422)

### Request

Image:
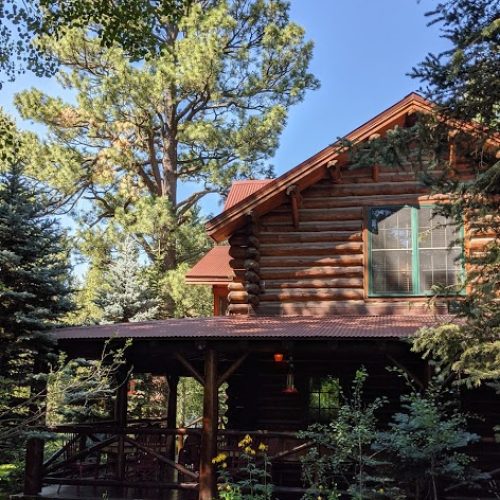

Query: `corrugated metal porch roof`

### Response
(52, 315, 455, 341)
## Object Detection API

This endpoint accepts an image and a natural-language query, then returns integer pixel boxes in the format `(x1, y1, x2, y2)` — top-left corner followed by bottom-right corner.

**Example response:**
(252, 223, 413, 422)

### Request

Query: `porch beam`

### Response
(217, 353, 248, 387)
(175, 353, 204, 385)
(199, 348, 218, 500)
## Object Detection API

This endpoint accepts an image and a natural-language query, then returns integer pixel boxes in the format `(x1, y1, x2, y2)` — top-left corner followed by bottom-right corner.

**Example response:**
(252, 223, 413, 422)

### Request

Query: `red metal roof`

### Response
(185, 246, 232, 284)
(224, 180, 273, 210)
(52, 315, 456, 340)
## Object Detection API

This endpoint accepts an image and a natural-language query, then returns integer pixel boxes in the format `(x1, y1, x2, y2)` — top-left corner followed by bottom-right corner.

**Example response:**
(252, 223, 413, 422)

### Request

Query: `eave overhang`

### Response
(206, 93, 432, 242)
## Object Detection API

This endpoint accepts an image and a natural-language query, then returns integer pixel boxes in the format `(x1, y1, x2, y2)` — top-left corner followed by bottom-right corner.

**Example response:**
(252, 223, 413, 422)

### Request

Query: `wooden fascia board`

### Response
(206, 94, 432, 242)
(185, 278, 232, 285)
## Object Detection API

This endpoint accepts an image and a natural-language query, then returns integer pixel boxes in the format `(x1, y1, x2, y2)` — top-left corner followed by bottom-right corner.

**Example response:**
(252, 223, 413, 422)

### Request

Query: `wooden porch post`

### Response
(166, 375, 179, 482)
(24, 437, 44, 497)
(199, 348, 218, 500)
(114, 369, 129, 487)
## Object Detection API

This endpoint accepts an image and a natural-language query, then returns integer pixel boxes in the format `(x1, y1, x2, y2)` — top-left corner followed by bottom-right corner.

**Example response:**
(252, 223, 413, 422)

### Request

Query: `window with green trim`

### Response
(308, 376, 340, 423)
(369, 206, 463, 296)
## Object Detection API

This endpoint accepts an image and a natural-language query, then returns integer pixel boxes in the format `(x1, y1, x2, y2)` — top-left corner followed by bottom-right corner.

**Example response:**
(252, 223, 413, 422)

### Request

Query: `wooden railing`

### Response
(24, 424, 311, 498)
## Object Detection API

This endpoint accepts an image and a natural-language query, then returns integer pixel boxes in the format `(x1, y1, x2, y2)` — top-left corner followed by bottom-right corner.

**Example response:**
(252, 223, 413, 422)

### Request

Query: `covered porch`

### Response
(21, 315, 496, 499)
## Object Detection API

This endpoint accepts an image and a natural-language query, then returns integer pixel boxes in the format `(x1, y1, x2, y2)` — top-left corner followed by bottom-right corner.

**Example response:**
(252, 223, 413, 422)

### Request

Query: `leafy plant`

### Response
(214, 434, 273, 500)
(299, 368, 394, 499)
(374, 374, 487, 499)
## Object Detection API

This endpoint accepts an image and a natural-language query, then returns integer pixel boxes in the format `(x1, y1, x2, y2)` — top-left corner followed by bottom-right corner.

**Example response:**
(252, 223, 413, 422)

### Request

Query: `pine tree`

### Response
(0, 112, 74, 489)
(0, 164, 73, 369)
(95, 237, 159, 323)
(15, 0, 318, 277)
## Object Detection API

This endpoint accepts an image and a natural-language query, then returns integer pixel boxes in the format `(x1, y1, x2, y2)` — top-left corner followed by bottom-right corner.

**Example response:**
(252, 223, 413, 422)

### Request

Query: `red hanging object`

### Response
(274, 353, 284, 363)
(282, 356, 298, 394)
(283, 372, 298, 394)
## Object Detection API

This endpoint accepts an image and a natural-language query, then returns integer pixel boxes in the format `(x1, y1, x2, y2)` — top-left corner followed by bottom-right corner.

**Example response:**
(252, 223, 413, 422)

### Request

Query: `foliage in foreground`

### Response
(0, 112, 75, 494)
(214, 434, 272, 500)
(344, 0, 499, 387)
(300, 369, 484, 500)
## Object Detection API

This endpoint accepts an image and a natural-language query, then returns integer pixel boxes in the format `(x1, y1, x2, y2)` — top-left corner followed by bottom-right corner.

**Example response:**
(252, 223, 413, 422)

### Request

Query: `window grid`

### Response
(308, 376, 340, 423)
(369, 205, 463, 297)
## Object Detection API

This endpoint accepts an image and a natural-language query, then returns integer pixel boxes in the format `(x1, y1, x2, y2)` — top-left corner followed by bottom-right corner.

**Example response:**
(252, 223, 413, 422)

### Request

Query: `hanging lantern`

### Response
(283, 372, 298, 394)
(283, 356, 298, 394)
(273, 353, 284, 363)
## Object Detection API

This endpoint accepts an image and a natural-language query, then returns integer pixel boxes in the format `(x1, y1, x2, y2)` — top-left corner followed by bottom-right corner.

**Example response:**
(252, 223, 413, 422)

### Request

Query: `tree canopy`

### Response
(15, 0, 318, 285)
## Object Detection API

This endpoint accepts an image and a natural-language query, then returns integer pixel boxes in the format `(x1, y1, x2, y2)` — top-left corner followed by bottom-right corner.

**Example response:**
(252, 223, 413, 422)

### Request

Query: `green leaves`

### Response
(300, 369, 486, 499)
(13, 0, 318, 297)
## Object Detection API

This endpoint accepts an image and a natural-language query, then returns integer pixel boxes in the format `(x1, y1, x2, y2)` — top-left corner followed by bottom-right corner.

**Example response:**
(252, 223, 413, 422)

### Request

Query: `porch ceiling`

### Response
(52, 315, 456, 341)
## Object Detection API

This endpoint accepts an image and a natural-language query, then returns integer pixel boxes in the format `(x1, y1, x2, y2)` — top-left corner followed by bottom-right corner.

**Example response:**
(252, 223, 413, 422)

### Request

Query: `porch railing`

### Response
(24, 424, 312, 497)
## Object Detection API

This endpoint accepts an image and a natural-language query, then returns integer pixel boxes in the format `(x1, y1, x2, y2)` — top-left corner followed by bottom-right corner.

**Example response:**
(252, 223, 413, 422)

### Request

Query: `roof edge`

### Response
(206, 93, 432, 242)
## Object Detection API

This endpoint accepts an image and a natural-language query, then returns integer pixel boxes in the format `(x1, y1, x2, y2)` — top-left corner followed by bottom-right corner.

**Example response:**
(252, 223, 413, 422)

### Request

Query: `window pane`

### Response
(371, 206, 414, 295)
(308, 377, 340, 423)
(418, 208, 462, 292)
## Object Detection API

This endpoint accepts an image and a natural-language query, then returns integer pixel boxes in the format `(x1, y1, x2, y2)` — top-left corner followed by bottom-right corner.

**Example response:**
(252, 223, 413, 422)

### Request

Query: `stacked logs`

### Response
(227, 222, 262, 315)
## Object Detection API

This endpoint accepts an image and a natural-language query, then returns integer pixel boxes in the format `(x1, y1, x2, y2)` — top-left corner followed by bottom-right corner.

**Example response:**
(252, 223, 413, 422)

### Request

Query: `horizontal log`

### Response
(301, 193, 440, 209)
(229, 258, 245, 270)
(469, 237, 496, 250)
(259, 231, 362, 244)
(227, 303, 254, 315)
(260, 288, 364, 301)
(244, 270, 261, 283)
(342, 167, 372, 177)
(228, 282, 245, 292)
(260, 255, 363, 268)
(244, 259, 260, 271)
(228, 246, 260, 260)
(306, 181, 427, 198)
(228, 234, 260, 248)
(262, 278, 363, 289)
(228, 291, 249, 303)
(258, 300, 365, 316)
(245, 283, 261, 295)
(257, 300, 449, 317)
(260, 221, 362, 232)
(259, 241, 363, 257)
(228, 292, 259, 306)
(260, 266, 363, 280)
(262, 208, 362, 224)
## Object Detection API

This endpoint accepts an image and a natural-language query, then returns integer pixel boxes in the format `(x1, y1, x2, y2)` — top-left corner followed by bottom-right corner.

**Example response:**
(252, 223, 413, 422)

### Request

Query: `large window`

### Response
(369, 206, 463, 296)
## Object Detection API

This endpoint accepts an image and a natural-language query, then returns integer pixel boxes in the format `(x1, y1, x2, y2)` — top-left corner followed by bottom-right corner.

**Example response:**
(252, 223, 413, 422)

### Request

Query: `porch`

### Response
(20, 316, 500, 499)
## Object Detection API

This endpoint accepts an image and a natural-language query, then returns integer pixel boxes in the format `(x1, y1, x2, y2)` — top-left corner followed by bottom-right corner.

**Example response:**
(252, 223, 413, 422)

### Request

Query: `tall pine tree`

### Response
(0, 111, 73, 486)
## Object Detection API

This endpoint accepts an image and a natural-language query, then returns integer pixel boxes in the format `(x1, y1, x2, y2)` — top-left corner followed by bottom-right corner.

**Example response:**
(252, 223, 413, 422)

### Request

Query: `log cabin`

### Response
(21, 93, 499, 499)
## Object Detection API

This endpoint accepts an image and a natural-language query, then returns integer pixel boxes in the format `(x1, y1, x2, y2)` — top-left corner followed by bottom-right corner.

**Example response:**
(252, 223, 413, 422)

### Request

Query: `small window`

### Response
(369, 206, 463, 296)
(308, 376, 340, 423)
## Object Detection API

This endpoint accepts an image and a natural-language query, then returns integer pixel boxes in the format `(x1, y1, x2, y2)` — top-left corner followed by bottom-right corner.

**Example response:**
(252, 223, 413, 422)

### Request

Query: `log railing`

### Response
(24, 424, 310, 498)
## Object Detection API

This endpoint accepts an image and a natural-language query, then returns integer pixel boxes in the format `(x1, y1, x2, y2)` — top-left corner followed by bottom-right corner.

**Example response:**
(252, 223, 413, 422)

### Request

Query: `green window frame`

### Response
(368, 205, 464, 297)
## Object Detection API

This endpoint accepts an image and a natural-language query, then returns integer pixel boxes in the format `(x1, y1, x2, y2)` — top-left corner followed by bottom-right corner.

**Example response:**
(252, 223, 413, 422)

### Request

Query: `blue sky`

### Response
(0, 0, 448, 221)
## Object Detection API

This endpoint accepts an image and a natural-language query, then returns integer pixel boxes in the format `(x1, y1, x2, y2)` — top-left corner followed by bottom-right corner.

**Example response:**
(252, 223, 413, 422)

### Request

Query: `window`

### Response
(308, 376, 340, 423)
(369, 206, 463, 296)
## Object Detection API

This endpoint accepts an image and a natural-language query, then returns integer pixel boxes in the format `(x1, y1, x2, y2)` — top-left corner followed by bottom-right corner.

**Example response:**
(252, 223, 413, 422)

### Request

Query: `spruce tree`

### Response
(0, 113, 73, 488)
(95, 237, 159, 323)
(0, 164, 73, 369)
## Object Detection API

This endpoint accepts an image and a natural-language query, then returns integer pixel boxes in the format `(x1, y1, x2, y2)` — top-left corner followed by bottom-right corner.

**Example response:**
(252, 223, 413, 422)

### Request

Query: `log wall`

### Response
(224, 165, 495, 316)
